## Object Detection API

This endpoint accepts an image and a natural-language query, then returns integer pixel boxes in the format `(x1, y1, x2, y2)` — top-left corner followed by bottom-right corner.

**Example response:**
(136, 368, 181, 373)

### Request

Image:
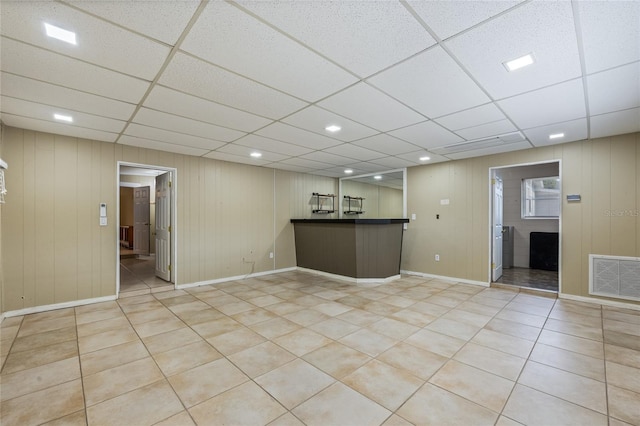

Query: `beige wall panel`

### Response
(378, 186, 403, 218)
(119, 187, 134, 226)
(90, 141, 104, 297)
(560, 142, 583, 296)
(275, 170, 295, 269)
(590, 139, 612, 256)
(99, 142, 116, 297)
(610, 133, 637, 255)
(76, 140, 94, 300)
(579, 140, 594, 295)
(21, 131, 36, 308)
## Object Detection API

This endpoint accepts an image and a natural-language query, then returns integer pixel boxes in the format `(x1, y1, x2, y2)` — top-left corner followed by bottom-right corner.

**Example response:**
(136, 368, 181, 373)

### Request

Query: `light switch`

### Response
(100, 217, 107, 226)
(411, 213, 416, 220)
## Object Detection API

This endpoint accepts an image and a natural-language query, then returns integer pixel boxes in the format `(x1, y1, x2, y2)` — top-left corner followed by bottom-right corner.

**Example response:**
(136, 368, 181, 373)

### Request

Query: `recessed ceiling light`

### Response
(250, 152, 262, 158)
(344, 169, 353, 174)
(54, 113, 73, 123)
(419, 156, 431, 161)
(44, 23, 77, 45)
(325, 125, 341, 133)
(549, 132, 565, 140)
(503, 53, 535, 72)
(374, 175, 382, 180)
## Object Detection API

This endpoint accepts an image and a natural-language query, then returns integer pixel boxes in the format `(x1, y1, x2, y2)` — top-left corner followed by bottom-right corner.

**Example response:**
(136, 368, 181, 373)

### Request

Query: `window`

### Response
(522, 176, 560, 218)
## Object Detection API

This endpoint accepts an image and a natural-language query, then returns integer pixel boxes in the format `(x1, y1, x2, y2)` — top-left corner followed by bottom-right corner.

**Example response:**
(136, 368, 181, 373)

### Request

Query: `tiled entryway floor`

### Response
(1, 271, 639, 425)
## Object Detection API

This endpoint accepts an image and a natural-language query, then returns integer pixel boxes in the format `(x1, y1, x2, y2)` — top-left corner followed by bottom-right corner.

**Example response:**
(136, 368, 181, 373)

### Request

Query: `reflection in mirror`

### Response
(339, 169, 406, 219)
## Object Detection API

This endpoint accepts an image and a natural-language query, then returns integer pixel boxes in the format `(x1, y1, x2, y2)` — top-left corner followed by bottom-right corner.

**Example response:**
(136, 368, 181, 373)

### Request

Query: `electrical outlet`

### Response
(269, 252, 274, 259)
(435, 254, 440, 261)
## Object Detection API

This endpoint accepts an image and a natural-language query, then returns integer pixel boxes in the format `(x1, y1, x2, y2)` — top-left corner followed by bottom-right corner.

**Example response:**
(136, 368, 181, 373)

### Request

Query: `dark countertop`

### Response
(290, 218, 409, 224)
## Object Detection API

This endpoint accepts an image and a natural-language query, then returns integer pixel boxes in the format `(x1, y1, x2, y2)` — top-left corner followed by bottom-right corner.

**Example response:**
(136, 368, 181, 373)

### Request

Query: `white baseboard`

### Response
(2, 295, 117, 319)
(559, 293, 640, 311)
(296, 267, 401, 286)
(177, 267, 297, 290)
(400, 270, 489, 287)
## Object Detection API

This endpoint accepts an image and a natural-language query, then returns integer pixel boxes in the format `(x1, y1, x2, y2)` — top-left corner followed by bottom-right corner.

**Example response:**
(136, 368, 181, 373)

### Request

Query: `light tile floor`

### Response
(1, 271, 639, 426)
(120, 256, 173, 295)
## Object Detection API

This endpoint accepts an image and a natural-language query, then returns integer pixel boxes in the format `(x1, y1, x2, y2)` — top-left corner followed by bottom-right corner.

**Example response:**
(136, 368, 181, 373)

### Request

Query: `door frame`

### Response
(116, 161, 178, 297)
(488, 159, 562, 293)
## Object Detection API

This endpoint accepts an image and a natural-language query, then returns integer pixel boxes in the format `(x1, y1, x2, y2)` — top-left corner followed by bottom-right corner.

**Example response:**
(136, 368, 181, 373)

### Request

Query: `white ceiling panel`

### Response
(310, 169, 345, 178)
(324, 166, 369, 177)
(591, 108, 640, 139)
(66, 0, 200, 45)
(124, 124, 226, 151)
(524, 118, 587, 147)
(395, 150, 450, 165)
(282, 106, 379, 142)
(181, 1, 356, 102)
(0, 38, 149, 103)
(587, 63, 640, 116)
(119, 135, 209, 157)
(239, 0, 435, 77)
(455, 119, 517, 141)
(0, 113, 117, 142)
(368, 46, 490, 118)
(576, 1, 640, 73)
(322, 143, 387, 162)
(351, 134, 419, 156)
(144, 86, 271, 133)
(498, 79, 586, 130)
(0, 1, 170, 80)
(159, 53, 307, 119)
(216, 144, 289, 163)
(446, 1, 581, 99)
(299, 152, 355, 167)
(389, 121, 463, 149)
(269, 163, 315, 174)
(407, 1, 522, 41)
(132, 108, 245, 142)
(435, 103, 507, 131)
(204, 150, 271, 167)
(369, 156, 419, 169)
(1, 96, 126, 133)
(446, 141, 532, 160)
(343, 162, 390, 173)
(277, 157, 333, 170)
(1, 72, 136, 120)
(233, 134, 313, 157)
(256, 122, 342, 150)
(318, 83, 426, 132)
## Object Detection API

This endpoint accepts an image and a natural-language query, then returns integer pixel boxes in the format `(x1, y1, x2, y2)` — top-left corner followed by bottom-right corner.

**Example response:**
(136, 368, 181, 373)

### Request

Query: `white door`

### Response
(492, 176, 504, 281)
(155, 172, 171, 282)
(133, 186, 150, 255)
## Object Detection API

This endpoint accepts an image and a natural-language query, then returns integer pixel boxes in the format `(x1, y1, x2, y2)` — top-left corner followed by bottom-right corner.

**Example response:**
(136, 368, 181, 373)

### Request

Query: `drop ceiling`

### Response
(1, 1, 639, 178)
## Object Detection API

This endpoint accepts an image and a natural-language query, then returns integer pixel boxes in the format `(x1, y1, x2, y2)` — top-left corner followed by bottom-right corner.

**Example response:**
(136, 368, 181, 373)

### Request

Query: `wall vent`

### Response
(431, 131, 525, 156)
(589, 254, 640, 302)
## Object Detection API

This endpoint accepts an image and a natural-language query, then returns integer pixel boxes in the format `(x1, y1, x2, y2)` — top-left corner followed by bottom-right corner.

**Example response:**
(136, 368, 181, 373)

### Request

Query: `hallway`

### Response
(120, 255, 173, 296)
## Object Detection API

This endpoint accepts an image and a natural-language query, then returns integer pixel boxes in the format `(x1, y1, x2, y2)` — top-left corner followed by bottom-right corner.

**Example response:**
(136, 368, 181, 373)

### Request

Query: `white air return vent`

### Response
(431, 131, 526, 156)
(589, 254, 640, 302)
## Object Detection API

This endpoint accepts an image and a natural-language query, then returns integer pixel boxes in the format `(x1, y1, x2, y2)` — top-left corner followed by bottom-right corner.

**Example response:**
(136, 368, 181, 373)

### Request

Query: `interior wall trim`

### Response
(296, 267, 401, 286)
(1, 295, 118, 319)
(176, 267, 298, 290)
(400, 270, 489, 288)
(559, 293, 640, 311)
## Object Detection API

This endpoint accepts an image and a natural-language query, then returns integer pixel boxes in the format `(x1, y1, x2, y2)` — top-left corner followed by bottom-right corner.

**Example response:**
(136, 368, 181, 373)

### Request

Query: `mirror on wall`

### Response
(339, 169, 406, 219)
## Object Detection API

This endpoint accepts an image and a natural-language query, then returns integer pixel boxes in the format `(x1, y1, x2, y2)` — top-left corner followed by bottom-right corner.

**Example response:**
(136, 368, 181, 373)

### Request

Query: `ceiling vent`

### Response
(431, 131, 526, 156)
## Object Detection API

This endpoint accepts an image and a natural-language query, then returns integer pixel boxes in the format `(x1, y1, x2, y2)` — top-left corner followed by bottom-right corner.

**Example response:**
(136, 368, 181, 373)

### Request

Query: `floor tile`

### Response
(397, 383, 498, 426)
(312, 302, 352, 316)
(153, 410, 196, 426)
(250, 317, 301, 339)
(441, 308, 493, 327)
(255, 358, 335, 409)
(1, 339, 77, 374)
(426, 317, 481, 340)
(189, 381, 286, 425)
(302, 341, 371, 379)
(174, 307, 225, 326)
(495, 415, 524, 426)
(430, 360, 514, 413)
(284, 309, 331, 327)
(16, 315, 76, 338)
(605, 344, 640, 369)
(496, 308, 547, 328)
(606, 361, 640, 393)
(206, 327, 266, 355)
(142, 327, 202, 355)
(42, 410, 87, 426)
(10, 326, 77, 353)
(605, 318, 640, 337)
(485, 318, 541, 341)
(389, 309, 436, 327)
(339, 328, 397, 357)
(604, 329, 640, 351)
(544, 318, 603, 341)
(274, 328, 332, 357)
(368, 317, 419, 339)
(502, 384, 608, 426)
(381, 414, 414, 426)
(0, 357, 80, 402)
(537, 329, 604, 359)
(342, 359, 423, 410)
(405, 329, 466, 358)
(377, 341, 447, 380)
(231, 307, 278, 326)
(190, 316, 243, 339)
(292, 382, 390, 426)
(336, 308, 383, 326)
(529, 343, 605, 381)
(153, 340, 222, 377)
(309, 317, 360, 339)
(228, 341, 296, 378)
(76, 315, 130, 337)
(608, 384, 640, 425)
(78, 325, 137, 354)
(603, 308, 640, 325)
(454, 342, 526, 380)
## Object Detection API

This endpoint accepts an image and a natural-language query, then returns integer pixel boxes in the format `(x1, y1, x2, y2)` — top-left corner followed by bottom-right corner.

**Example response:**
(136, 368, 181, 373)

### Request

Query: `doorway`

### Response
(489, 161, 561, 292)
(117, 162, 177, 296)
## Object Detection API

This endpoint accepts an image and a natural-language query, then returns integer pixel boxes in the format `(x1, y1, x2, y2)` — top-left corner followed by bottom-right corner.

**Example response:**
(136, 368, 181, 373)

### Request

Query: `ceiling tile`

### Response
(0, 113, 117, 142)
(269, 163, 316, 174)
(119, 135, 209, 157)
(524, 118, 587, 147)
(576, 1, 640, 73)
(282, 106, 378, 142)
(233, 134, 313, 157)
(67, 0, 200, 45)
(324, 166, 369, 177)
(407, 1, 522, 40)
(299, 151, 354, 166)
(498, 79, 586, 129)
(132, 108, 245, 142)
(1, 96, 126, 133)
(368, 157, 418, 169)
(322, 143, 387, 162)
(1, 72, 136, 120)
(277, 157, 333, 170)
(204, 150, 272, 167)
(590, 108, 640, 139)
(159, 52, 307, 119)
(145, 86, 271, 133)
(395, 150, 450, 165)
(0, 1, 170, 80)
(343, 162, 390, 173)
(310, 169, 345, 178)
(256, 122, 342, 150)
(318, 83, 426, 132)
(351, 134, 419, 155)
(239, 0, 435, 77)
(435, 103, 506, 131)
(368, 46, 489, 118)
(389, 121, 463, 149)
(455, 119, 517, 141)
(587, 63, 640, 116)
(181, 1, 357, 102)
(216, 144, 289, 163)
(446, 1, 581, 99)
(446, 141, 532, 160)
(124, 123, 226, 151)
